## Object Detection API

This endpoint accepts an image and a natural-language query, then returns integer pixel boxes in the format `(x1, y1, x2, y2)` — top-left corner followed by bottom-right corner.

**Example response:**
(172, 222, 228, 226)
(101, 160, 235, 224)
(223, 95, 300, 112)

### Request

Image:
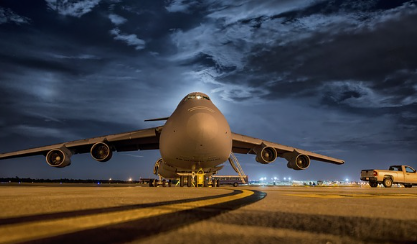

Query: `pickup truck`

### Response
(360, 165, 417, 188)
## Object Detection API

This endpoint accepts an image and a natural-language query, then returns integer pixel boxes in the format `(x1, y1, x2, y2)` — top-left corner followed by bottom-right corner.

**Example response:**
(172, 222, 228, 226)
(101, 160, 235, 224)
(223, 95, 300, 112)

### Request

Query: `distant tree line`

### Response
(0, 177, 139, 184)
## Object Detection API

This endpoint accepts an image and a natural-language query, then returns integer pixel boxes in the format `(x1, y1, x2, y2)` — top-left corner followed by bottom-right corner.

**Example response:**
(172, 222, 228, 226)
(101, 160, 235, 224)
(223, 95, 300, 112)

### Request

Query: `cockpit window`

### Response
(184, 94, 210, 101)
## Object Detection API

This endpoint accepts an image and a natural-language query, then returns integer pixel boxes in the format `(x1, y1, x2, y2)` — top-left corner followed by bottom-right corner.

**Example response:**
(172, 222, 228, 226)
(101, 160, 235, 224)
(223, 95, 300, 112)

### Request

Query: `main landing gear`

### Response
(177, 171, 219, 188)
(149, 178, 172, 187)
(178, 175, 193, 187)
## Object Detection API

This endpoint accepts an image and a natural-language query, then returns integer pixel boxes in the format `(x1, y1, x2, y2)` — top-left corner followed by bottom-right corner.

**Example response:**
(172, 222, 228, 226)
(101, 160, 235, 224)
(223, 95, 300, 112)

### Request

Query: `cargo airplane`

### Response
(0, 92, 344, 186)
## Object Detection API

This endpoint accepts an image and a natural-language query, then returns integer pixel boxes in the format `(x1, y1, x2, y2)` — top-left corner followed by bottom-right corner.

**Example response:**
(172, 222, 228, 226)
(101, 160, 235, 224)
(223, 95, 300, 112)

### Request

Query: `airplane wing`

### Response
(231, 132, 344, 167)
(0, 126, 162, 161)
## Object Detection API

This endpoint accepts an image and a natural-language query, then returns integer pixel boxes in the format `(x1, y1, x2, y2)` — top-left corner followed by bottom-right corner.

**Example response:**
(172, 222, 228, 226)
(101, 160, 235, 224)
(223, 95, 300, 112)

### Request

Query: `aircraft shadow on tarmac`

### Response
(0, 190, 266, 244)
(1, 189, 417, 243)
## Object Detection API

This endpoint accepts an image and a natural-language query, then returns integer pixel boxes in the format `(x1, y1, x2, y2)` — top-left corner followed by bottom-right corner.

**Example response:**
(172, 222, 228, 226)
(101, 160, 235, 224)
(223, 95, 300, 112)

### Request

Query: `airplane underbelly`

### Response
(159, 109, 232, 170)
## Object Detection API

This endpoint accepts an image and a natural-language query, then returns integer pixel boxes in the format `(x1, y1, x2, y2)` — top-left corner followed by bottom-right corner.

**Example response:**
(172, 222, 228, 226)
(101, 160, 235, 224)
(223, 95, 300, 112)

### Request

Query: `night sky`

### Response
(0, 0, 416, 182)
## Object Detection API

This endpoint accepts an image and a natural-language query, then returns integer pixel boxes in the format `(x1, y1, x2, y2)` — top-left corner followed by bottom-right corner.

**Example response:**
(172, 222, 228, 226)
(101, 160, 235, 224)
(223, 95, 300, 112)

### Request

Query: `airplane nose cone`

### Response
(186, 113, 218, 143)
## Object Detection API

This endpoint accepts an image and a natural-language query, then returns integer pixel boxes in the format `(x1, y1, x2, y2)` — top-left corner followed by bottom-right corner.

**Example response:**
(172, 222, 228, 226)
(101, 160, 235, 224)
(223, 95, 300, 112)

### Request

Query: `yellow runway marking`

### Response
(0, 189, 253, 244)
(285, 193, 417, 199)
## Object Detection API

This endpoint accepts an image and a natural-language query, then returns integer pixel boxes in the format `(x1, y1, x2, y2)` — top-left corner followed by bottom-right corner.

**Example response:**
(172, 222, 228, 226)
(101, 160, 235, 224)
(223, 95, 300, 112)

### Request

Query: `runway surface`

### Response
(0, 184, 416, 244)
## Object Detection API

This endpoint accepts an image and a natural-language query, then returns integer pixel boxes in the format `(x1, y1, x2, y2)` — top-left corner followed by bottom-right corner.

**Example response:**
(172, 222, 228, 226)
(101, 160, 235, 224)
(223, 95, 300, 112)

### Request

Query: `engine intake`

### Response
(46, 148, 72, 168)
(284, 151, 310, 170)
(90, 142, 113, 162)
(253, 144, 277, 164)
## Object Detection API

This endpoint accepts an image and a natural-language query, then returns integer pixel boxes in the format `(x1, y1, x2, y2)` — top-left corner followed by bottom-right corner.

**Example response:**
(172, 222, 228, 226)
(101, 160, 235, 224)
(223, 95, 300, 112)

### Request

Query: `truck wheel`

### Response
(404, 184, 412, 188)
(383, 178, 393, 188)
(369, 181, 378, 188)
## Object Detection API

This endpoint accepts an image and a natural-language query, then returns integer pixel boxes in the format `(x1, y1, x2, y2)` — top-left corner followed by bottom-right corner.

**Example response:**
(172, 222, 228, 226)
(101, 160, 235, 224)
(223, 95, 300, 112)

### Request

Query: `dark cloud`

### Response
(44, 0, 101, 18)
(0, 7, 31, 24)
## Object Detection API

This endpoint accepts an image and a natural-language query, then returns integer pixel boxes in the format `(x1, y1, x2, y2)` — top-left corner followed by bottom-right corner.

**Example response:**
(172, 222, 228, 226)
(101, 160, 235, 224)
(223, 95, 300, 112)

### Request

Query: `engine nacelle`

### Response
(284, 151, 310, 170)
(154, 158, 177, 178)
(90, 142, 113, 162)
(46, 148, 72, 168)
(253, 144, 277, 164)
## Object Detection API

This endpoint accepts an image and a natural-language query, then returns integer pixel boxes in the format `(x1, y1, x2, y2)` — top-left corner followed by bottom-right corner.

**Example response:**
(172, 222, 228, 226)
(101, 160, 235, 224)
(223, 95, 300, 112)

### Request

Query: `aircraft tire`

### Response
(216, 179, 220, 187)
(233, 182, 238, 187)
(187, 176, 192, 187)
(180, 176, 184, 187)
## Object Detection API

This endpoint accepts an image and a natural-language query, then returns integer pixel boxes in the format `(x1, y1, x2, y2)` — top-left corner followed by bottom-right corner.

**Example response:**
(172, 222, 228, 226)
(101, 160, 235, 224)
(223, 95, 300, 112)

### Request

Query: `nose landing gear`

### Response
(176, 169, 218, 187)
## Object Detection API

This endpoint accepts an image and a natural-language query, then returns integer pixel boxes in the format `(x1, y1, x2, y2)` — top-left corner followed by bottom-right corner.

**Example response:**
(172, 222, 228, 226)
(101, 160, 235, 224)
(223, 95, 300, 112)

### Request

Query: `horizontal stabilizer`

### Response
(144, 117, 170, 122)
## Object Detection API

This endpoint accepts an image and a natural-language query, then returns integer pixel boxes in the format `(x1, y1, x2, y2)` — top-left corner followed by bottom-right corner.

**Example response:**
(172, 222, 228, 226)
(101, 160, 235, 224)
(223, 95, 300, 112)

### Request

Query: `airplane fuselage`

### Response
(159, 93, 232, 175)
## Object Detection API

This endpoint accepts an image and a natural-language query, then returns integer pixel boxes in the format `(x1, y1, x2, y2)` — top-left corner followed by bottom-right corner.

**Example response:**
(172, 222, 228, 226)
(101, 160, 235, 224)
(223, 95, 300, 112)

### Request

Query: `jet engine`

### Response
(90, 142, 113, 162)
(253, 144, 277, 164)
(46, 148, 72, 168)
(154, 158, 177, 178)
(284, 151, 310, 170)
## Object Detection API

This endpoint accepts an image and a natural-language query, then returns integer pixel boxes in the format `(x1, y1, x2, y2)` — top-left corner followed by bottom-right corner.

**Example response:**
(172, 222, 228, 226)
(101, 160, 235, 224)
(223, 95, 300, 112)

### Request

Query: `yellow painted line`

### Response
(0, 190, 253, 244)
(285, 193, 417, 199)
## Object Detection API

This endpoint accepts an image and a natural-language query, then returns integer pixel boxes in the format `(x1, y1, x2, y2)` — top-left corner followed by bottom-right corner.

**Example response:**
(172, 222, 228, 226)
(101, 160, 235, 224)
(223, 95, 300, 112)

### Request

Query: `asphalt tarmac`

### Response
(0, 184, 416, 244)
